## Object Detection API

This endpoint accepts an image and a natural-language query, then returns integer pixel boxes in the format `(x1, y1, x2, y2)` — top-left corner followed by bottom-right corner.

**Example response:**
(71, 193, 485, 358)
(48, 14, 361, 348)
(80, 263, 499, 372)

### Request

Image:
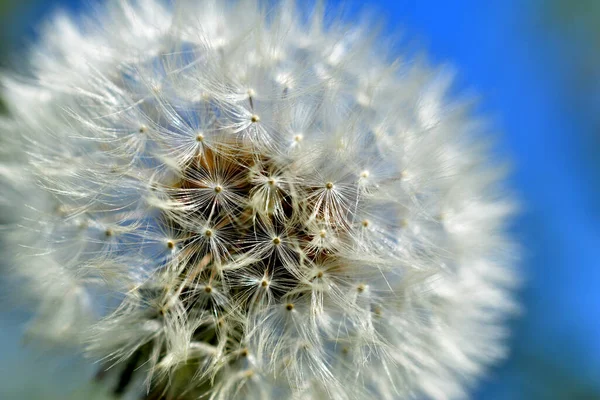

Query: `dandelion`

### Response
(0, 0, 518, 399)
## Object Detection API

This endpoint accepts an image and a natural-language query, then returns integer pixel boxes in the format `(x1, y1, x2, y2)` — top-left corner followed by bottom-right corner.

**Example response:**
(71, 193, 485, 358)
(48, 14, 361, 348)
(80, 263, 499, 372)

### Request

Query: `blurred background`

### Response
(1, 0, 599, 398)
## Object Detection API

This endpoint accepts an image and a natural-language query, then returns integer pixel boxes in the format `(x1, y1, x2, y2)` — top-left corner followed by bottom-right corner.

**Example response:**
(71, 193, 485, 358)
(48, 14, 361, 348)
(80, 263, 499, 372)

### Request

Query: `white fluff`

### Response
(0, 0, 518, 399)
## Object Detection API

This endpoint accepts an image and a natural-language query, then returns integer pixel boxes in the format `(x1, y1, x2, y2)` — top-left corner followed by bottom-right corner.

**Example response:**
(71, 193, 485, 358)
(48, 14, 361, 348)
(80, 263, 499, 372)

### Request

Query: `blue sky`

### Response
(385, 2, 600, 397)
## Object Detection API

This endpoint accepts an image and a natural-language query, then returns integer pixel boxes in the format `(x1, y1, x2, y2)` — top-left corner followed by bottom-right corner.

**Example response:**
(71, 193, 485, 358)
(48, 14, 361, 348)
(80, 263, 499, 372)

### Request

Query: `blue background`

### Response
(1, 0, 599, 398)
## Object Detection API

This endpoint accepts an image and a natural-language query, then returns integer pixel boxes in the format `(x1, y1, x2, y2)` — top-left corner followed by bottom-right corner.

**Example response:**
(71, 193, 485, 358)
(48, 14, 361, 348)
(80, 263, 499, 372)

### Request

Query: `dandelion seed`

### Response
(0, 1, 518, 399)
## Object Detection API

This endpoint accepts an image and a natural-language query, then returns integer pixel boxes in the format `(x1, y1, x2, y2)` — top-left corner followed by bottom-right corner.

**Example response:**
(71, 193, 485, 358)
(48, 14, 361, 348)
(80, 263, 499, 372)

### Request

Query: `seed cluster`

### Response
(0, 1, 517, 399)
(110, 132, 382, 397)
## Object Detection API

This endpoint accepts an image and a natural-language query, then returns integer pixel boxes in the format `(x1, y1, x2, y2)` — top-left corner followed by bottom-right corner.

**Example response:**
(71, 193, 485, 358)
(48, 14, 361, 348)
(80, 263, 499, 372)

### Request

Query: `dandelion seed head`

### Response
(0, 0, 518, 399)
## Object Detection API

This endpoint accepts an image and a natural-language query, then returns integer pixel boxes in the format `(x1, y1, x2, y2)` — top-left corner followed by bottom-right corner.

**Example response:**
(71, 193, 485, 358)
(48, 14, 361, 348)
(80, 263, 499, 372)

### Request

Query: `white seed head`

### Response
(0, 1, 518, 400)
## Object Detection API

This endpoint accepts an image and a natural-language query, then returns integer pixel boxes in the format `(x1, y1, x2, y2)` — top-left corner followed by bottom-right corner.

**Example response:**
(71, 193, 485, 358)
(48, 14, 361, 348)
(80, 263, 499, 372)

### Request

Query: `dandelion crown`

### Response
(0, 0, 517, 399)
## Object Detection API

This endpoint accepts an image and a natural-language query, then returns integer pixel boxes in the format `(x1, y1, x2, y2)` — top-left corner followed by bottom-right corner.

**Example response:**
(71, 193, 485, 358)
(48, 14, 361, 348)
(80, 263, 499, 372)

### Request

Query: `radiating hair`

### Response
(0, 1, 518, 399)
